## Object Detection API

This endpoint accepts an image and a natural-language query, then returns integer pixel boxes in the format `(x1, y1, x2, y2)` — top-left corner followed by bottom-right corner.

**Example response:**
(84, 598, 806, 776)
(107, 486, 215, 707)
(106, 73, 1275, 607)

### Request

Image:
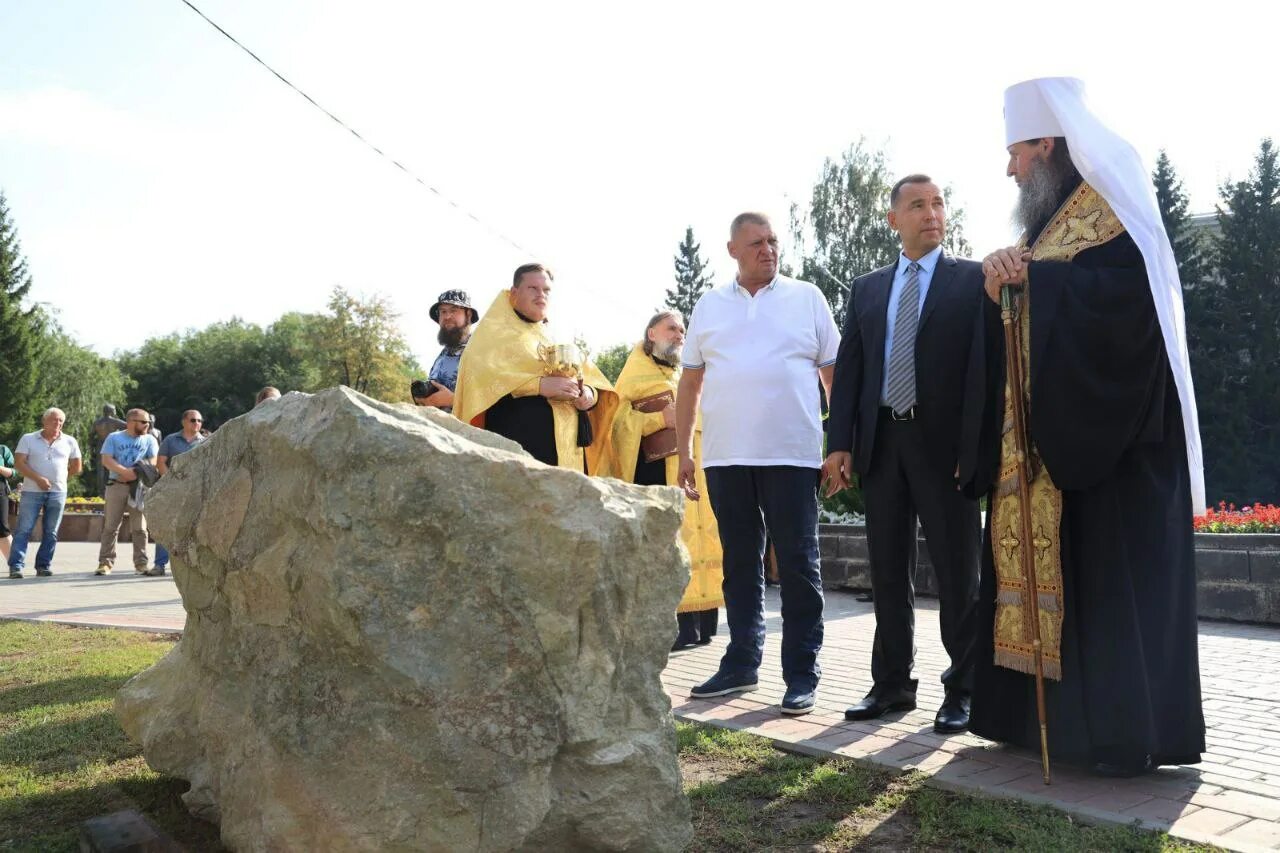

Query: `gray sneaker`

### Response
(8, 571, 22, 579)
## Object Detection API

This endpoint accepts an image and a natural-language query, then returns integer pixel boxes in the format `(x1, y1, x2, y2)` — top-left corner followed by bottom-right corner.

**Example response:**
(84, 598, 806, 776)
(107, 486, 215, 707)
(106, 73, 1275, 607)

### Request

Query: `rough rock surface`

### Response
(117, 387, 693, 852)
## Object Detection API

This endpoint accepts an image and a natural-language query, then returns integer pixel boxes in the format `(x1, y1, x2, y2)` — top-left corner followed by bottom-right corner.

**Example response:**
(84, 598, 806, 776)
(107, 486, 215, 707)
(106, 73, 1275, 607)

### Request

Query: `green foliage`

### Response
(116, 318, 275, 433)
(1187, 139, 1280, 503)
(941, 186, 973, 259)
(667, 226, 713, 320)
(0, 191, 47, 443)
(594, 342, 631, 385)
(116, 289, 422, 434)
(789, 140, 970, 327)
(308, 287, 421, 401)
(28, 317, 129, 496)
(789, 140, 899, 327)
(821, 483, 865, 518)
(1153, 150, 1208, 289)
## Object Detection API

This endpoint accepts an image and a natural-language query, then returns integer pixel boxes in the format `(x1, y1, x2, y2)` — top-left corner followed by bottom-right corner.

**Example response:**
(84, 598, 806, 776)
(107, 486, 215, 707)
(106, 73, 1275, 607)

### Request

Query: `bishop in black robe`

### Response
(960, 177, 1205, 774)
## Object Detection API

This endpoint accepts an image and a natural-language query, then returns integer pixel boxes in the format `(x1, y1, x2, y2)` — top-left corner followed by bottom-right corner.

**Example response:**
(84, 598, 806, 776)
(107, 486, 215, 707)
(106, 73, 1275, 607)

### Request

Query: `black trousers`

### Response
(861, 409, 981, 696)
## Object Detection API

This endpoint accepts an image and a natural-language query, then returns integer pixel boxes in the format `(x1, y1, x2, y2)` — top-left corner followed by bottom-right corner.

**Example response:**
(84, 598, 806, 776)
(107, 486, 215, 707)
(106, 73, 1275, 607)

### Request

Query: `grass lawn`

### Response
(0, 620, 221, 851)
(0, 620, 1216, 851)
(678, 723, 1212, 852)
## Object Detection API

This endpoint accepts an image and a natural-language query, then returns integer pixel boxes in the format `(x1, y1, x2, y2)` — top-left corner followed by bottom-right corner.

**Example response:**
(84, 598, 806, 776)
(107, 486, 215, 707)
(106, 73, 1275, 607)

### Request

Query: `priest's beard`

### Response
(437, 325, 468, 349)
(1013, 155, 1079, 236)
(652, 341, 682, 366)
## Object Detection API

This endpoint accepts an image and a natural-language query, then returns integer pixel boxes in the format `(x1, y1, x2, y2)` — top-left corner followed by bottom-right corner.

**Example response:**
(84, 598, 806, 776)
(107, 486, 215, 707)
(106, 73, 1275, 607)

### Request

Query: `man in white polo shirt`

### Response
(675, 211, 839, 715)
(8, 407, 83, 578)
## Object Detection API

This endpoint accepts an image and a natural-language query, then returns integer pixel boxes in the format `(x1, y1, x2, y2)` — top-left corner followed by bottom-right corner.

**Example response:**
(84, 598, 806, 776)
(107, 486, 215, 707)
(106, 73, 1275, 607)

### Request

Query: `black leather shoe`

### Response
(671, 629, 699, 652)
(933, 693, 971, 733)
(844, 690, 917, 721)
(1091, 754, 1154, 778)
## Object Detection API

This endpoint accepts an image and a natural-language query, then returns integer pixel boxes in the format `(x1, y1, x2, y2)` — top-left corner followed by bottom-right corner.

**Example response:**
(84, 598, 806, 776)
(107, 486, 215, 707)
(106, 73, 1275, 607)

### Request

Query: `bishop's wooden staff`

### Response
(1001, 282, 1052, 785)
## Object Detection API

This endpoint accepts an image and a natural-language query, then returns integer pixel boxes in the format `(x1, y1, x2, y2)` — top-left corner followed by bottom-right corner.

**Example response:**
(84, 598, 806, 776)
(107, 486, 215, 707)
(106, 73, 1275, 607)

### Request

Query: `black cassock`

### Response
(959, 184, 1205, 767)
(485, 395, 558, 467)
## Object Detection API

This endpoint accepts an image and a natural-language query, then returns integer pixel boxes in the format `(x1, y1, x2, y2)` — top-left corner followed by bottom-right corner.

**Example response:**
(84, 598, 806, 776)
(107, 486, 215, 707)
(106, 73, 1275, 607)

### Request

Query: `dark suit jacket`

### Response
(827, 252, 986, 476)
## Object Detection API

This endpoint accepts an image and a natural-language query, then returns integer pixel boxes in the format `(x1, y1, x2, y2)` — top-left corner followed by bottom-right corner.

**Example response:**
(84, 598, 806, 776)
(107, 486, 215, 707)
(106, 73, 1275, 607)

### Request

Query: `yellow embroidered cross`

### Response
(999, 527, 1020, 560)
(1061, 209, 1102, 245)
(1033, 527, 1053, 562)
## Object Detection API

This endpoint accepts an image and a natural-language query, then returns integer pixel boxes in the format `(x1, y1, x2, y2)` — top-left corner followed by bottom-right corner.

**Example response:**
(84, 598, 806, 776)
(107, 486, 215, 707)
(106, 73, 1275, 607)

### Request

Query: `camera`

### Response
(410, 379, 434, 399)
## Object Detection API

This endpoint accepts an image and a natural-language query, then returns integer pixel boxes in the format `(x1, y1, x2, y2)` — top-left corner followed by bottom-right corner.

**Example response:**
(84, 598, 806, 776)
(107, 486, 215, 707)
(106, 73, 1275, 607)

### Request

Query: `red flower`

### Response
(1194, 502, 1280, 533)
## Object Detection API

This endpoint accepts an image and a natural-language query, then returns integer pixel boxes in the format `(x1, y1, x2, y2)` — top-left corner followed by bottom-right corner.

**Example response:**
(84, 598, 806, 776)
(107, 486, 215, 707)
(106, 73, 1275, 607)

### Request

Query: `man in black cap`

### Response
(412, 290, 479, 413)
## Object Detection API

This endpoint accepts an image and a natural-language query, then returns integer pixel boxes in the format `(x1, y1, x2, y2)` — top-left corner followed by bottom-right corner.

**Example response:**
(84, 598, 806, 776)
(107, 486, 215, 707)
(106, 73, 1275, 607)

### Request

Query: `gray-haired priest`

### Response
(959, 77, 1206, 778)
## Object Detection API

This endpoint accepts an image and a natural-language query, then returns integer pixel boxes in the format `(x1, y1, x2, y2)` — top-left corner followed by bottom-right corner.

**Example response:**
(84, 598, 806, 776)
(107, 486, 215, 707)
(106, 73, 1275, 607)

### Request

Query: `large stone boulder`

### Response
(117, 387, 693, 852)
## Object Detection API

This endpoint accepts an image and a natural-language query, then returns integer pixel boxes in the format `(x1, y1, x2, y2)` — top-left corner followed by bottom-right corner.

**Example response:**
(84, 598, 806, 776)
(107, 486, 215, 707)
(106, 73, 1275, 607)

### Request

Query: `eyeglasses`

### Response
(187, 418, 203, 423)
(128, 419, 148, 424)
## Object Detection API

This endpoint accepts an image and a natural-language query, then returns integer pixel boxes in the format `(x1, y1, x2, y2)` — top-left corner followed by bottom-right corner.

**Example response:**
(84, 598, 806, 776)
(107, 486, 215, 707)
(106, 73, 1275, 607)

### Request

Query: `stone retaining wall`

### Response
(818, 524, 1280, 625)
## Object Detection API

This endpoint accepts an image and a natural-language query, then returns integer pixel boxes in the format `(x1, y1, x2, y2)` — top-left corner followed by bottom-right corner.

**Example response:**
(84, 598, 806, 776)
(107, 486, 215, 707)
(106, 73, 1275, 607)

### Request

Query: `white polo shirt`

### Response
(683, 275, 840, 468)
(15, 430, 82, 493)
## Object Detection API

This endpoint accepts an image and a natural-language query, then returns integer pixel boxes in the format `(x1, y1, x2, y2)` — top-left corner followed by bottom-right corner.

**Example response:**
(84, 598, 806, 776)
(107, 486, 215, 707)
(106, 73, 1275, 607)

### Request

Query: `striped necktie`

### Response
(885, 261, 921, 414)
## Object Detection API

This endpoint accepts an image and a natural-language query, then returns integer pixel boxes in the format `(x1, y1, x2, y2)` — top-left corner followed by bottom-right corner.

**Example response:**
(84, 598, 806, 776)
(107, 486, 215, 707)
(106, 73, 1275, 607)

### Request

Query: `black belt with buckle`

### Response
(881, 405, 916, 421)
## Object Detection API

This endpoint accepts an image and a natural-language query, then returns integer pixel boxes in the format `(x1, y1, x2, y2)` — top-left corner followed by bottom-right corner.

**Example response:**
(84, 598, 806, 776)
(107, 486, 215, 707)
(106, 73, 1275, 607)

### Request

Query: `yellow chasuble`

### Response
(453, 291, 619, 475)
(991, 182, 1126, 681)
(611, 344, 724, 614)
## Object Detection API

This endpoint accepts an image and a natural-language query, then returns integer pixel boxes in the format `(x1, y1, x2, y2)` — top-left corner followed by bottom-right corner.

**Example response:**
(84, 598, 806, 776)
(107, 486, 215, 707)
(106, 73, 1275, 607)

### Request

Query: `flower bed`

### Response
(7, 494, 105, 513)
(819, 510, 1280, 625)
(1194, 503, 1280, 534)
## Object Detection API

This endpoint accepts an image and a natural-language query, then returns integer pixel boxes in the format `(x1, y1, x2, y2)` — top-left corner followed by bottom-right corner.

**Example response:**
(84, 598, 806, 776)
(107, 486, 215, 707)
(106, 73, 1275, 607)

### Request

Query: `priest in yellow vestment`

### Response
(611, 310, 724, 650)
(453, 263, 618, 475)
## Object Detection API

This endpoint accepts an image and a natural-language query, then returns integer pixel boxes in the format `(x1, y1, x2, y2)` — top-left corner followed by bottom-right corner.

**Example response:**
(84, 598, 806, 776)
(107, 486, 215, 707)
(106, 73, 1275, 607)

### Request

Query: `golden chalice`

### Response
(537, 343, 584, 380)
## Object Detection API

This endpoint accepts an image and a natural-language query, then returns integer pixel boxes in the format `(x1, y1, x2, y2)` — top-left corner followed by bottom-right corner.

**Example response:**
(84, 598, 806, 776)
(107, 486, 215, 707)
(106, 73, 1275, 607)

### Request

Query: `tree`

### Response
(667, 227, 713, 319)
(308, 287, 420, 401)
(1192, 139, 1280, 504)
(1153, 150, 1207, 289)
(0, 191, 45, 443)
(941, 187, 973, 260)
(117, 291, 422, 433)
(262, 311, 326, 393)
(789, 141, 898, 326)
(593, 342, 631, 385)
(28, 318, 128, 495)
(789, 141, 972, 327)
(117, 319, 276, 432)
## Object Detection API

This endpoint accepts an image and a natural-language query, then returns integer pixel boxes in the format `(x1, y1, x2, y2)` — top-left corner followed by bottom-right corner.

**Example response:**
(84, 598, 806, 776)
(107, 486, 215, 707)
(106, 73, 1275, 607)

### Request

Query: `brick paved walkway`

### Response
(0, 542, 184, 632)
(4, 542, 1279, 850)
(665, 590, 1280, 852)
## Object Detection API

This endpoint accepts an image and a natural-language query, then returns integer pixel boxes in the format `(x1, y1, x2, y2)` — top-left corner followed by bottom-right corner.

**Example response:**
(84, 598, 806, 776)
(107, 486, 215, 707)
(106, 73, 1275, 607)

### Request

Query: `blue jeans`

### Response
(8, 491, 66, 571)
(704, 465, 824, 691)
(154, 543, 169, 568)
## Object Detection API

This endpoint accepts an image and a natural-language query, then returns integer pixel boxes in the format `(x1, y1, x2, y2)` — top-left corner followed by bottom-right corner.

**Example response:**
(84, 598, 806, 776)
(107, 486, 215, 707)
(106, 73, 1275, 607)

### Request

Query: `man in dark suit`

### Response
(821, 174, 984, 733)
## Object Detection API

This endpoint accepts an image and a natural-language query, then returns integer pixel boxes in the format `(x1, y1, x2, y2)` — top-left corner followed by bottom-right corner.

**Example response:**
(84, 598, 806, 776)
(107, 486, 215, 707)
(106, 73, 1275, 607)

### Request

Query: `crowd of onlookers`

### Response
(1, 386, 281, 579)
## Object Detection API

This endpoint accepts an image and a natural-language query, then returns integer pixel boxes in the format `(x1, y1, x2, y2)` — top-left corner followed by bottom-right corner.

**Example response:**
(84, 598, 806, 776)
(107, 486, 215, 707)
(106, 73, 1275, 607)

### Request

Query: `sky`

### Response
(2, 1, 1276, 368)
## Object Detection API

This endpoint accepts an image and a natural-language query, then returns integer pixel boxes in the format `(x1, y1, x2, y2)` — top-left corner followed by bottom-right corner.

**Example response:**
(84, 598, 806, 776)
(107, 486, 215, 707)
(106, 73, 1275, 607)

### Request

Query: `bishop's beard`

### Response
(1013, 154, 1079, 237)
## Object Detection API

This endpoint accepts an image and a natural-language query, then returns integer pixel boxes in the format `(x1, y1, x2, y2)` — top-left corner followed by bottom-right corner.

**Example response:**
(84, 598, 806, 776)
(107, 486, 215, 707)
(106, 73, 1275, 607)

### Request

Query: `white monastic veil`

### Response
(1004, 77, 1206, 515)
